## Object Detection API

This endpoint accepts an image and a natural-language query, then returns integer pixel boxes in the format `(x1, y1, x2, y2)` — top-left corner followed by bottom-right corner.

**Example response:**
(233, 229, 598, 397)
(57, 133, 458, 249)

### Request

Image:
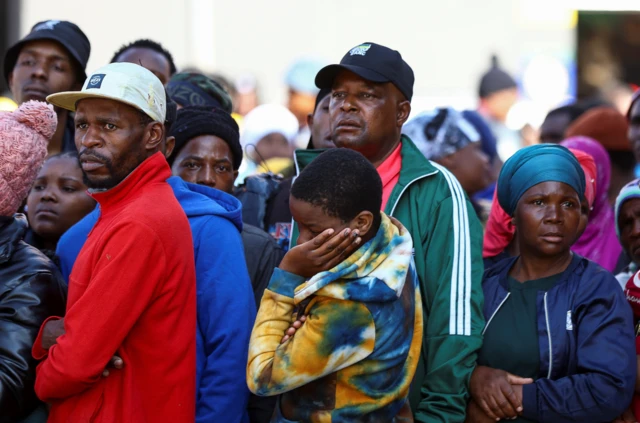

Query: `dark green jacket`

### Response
(293, 136, 484, 422)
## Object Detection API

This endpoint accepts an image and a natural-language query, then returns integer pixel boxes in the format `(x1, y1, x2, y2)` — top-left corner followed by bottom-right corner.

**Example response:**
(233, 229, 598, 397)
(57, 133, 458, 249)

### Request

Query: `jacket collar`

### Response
(89, 152, 171, 216)
(490, 254, 585, 291)
(293, 135, 439, 179)
(0, 214, 28, 264)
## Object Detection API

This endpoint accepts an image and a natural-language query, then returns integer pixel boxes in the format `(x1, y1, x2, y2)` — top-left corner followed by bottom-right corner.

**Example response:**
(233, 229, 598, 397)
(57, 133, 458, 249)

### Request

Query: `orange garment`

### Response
(377, 142, 403, 210)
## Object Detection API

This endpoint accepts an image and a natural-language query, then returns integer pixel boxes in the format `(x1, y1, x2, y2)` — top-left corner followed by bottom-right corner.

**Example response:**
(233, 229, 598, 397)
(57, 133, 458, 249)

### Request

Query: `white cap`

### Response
(47, 62, 166, 122)
(240, 104, 299, 150)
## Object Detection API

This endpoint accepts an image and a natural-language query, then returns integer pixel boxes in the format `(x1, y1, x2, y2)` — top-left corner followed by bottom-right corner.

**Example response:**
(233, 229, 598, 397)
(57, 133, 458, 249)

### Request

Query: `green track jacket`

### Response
(292, 136, 484, 422)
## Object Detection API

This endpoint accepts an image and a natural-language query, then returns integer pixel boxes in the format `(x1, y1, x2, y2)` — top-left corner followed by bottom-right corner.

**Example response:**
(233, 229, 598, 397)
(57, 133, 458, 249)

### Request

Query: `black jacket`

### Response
(241, 224, 284, 306)
(0, 215, 66, 422)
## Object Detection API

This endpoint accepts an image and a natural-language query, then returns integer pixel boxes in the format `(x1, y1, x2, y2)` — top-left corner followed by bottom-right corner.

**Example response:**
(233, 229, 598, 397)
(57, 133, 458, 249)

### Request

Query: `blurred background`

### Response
(2, 0, 640, 131)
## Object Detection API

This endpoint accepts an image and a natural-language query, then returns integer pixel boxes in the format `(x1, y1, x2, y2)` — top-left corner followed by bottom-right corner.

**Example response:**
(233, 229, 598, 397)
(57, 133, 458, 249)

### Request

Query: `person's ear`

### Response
(306, 112, 314, 129)
(396, 100, 411, 127)
(145, 121, 164, 151)
(233, 169, 239, 183)
(436, 153, 458, 169)
(164, 136, 176, 159)
(351, 210, 375, 237)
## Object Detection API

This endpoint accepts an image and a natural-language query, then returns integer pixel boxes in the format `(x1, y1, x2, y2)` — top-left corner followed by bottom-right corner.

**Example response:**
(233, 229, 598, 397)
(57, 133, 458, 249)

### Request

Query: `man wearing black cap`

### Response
(477, 55, 521, 160)
(292, 42, 484, 422)
(4, 20, 90, 156)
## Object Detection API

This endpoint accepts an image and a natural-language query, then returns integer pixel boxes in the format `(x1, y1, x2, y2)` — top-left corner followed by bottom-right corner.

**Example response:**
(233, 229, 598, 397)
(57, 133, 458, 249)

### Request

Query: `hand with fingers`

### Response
(279, 227, 362, 279)
(281, 315, 307, 344)
(42, 318, 65, 350)
(102, 355, 124, 377)
(466, 399, 499, 423)
(470, 365, 534, 421)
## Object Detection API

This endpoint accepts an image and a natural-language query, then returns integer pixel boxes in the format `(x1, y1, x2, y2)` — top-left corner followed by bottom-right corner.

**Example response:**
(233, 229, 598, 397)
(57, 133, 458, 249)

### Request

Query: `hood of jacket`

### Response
(293, 213, 413, 305)
(168, 176, 243, 232)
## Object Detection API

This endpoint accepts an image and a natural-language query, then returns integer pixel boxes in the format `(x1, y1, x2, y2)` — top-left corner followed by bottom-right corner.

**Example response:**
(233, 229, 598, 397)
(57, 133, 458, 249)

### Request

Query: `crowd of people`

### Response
(2, 18, 640, 423)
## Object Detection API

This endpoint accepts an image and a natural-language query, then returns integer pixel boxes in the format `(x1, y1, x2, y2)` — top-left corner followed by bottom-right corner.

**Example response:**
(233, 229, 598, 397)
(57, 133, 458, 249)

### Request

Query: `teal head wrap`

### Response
(497, 144, 586, 216)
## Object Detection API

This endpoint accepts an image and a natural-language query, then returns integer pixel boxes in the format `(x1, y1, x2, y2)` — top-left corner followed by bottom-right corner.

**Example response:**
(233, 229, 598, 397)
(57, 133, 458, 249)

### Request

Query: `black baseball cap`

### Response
(3, 20, 91, 84)
(315, 42, 414, 101)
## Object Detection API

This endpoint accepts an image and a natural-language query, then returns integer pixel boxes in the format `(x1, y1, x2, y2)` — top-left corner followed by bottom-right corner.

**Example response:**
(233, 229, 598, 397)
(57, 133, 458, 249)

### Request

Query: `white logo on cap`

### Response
(34, 20, 61, 32)
(349, 44, 371, 56)
(90, 76, 101, 85)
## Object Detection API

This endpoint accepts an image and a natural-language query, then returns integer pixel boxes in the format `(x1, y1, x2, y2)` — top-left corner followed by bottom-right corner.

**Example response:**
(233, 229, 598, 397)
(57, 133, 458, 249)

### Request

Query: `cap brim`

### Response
(315, 64, 390, 89)
(3, 33, 87, 84)
(47, 91, 148, 117)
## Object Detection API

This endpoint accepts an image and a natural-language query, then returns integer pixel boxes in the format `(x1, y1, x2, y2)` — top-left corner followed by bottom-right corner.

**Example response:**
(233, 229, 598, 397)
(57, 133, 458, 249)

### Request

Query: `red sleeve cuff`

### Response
(32, 316, 62, 360)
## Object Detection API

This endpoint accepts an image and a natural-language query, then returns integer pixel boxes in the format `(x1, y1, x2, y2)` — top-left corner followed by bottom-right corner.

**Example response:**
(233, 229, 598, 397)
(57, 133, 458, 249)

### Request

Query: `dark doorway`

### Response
(0, 2, 21, 96)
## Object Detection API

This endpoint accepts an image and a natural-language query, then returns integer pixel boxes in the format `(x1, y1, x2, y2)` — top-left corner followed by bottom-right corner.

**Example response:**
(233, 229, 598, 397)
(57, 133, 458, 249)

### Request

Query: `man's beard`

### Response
(78, 148, 147, 191)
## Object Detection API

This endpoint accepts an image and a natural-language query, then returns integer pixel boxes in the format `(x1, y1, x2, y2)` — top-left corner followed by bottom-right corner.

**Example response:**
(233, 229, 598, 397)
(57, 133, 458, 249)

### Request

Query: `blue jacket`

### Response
(56, 176, 255, 423)
(482, 255, 636, 422)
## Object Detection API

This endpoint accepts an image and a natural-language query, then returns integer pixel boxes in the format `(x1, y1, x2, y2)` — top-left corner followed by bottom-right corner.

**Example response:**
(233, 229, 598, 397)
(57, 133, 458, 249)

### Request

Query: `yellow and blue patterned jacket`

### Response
(247, 213, 423, 422)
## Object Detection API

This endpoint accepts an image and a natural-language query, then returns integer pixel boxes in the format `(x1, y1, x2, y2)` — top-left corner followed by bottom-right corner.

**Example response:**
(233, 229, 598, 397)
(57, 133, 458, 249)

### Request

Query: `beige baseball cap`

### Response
(47, 62, 166, 122)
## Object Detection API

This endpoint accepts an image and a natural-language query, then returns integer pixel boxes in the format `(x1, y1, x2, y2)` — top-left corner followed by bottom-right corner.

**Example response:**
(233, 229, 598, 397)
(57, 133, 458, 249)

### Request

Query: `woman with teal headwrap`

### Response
(466, 145, 636, 423)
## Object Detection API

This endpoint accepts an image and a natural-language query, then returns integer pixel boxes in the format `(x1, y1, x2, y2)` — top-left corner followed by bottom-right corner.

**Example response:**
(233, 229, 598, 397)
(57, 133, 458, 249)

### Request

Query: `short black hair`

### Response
(111, 39, 177, 75)
(291, 149, 382, 224)
(47, 151, 79, 162)
(546, 104, 586, 123)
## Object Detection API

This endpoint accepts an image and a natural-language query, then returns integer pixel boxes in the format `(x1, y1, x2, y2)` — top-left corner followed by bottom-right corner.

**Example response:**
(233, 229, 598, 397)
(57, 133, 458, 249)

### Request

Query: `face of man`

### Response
(74, 98, 162, 190)
(307, 95, 334, 149)
(115, 47, 171, 86)
(329, 70, 410, 166)
(9, 39, 79, 104)
(171, 134, 238, 194)
(287, 88, 315, 128)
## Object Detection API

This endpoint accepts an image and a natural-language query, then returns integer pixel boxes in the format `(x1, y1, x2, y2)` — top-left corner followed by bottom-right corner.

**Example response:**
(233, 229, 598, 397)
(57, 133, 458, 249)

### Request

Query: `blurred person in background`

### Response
(0, 101, 66, 423)
(284, 57, 326, 149)
(566, 106, 635, 205)
(627, 89, 640, 177)
(263, 88, 334, 251)
(111, 39, 176, 86)
(4, 20, 90, 156)
(470, 144, 635, 423)
(402, 107, 493, 221)
(235, 73, 260, 116)
(462, 110, 501, 200)
(167, 71, 234, 112)
(25, 152, 95, 260)
(237, 104, 299, 183)
(539, 103, 587, 144)
(477, 55, 521, 161)
(560, 137, 622, 272)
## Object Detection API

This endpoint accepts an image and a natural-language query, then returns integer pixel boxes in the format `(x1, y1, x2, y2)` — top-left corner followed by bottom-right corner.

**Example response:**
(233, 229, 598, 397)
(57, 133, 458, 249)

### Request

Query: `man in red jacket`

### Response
(32, 62, 197, 422)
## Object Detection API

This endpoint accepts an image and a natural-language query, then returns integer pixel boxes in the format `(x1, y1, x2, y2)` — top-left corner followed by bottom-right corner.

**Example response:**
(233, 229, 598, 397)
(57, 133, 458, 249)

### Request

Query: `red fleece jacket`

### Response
(33, 152, 197, 422)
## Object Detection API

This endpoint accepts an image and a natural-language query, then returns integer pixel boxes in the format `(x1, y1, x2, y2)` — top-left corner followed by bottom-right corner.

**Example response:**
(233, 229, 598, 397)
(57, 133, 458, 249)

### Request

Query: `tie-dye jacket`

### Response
(247, 213, 423, 422)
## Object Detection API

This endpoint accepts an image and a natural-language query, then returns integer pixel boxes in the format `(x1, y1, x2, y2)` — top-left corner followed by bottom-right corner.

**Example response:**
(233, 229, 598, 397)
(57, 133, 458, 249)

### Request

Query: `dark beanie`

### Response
(479, 55, 517, 98)
(169, 106, 242, 169)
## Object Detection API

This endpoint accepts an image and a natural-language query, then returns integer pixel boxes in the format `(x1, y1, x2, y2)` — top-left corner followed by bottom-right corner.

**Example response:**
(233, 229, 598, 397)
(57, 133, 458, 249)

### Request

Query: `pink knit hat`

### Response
(0, 100, 56, 216)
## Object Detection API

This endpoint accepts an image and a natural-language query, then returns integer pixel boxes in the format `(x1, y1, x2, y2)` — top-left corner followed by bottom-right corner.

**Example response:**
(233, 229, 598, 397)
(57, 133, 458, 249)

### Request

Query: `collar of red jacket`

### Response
(89, 151, 171, 214)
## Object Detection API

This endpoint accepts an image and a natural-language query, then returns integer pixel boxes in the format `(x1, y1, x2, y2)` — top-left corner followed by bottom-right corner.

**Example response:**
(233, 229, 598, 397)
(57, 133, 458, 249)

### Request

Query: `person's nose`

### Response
(197, 166, 216, 188)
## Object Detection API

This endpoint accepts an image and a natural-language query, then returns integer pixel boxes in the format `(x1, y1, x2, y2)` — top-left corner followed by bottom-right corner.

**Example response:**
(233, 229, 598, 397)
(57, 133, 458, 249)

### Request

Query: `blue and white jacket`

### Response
(482, 254, 636, 422)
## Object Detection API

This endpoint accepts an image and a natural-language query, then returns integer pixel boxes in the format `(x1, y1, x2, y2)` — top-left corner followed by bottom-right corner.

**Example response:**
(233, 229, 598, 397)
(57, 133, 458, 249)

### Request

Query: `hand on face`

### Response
(279, 228, 362, 279)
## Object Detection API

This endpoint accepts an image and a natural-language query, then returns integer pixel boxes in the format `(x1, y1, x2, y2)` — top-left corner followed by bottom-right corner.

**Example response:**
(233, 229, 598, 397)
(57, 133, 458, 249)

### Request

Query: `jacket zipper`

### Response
(544, 292, 553, 378)
(389, 171, 438, 216)
(482, 293, 510, 335)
